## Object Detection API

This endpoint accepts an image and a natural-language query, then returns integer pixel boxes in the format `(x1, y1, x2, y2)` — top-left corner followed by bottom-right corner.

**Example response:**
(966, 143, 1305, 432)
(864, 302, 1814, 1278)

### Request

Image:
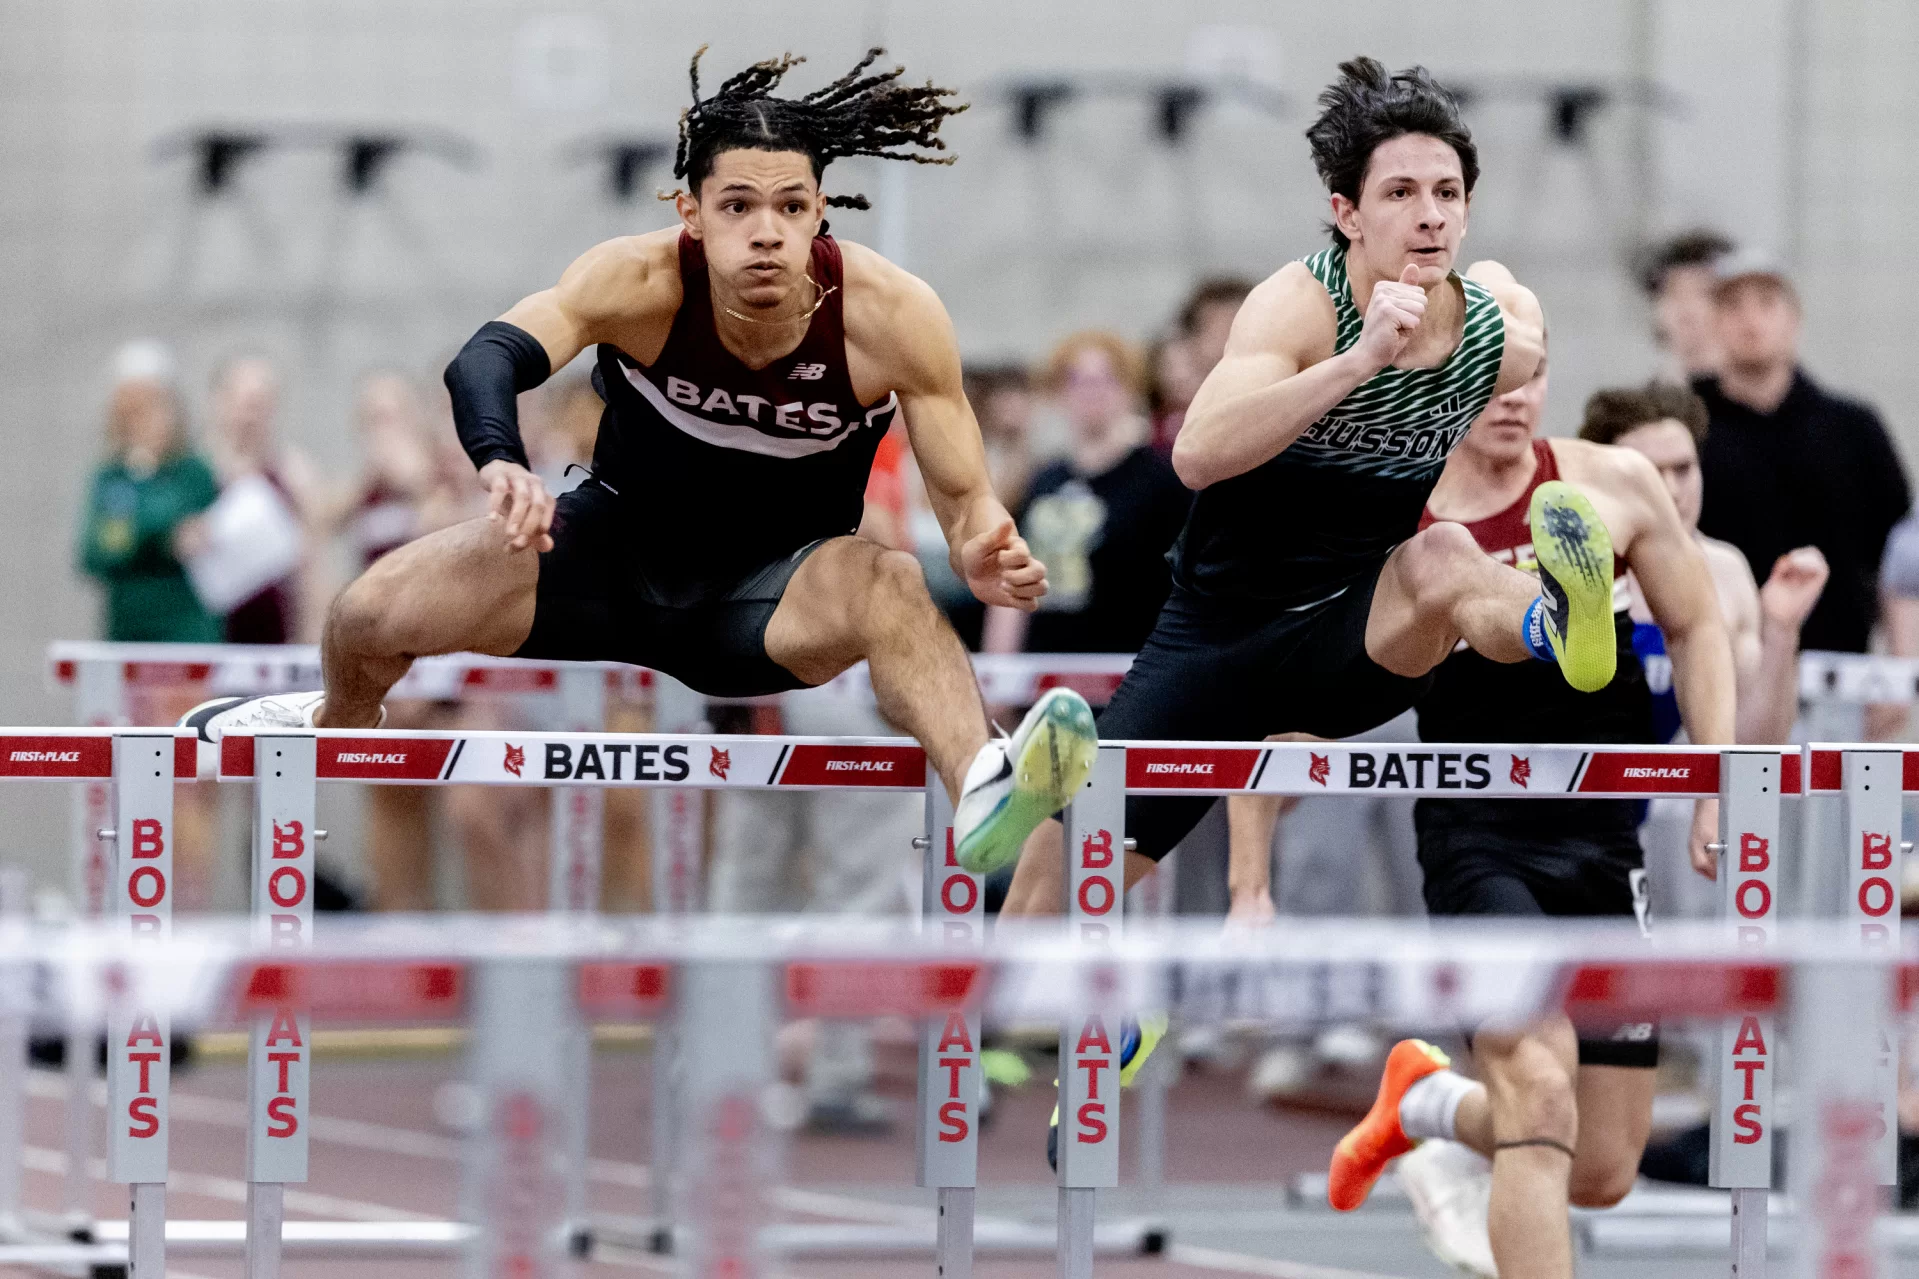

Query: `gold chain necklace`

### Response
(720, 273, 836, 327)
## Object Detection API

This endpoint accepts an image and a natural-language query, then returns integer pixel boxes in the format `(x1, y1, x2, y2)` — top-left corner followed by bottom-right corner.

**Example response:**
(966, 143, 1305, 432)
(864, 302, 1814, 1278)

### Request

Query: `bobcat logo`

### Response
(788, 362, 828, 381)
(502, 744, 524, 778)
(1308, 753, 1330, 787)
(709, 747, 731, 780)
(1510, 755, 1531, 788)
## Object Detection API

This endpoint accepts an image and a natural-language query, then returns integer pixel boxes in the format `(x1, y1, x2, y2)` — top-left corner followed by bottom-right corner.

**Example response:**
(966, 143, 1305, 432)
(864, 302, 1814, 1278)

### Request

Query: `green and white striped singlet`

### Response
(1169, 246, 1506, 608)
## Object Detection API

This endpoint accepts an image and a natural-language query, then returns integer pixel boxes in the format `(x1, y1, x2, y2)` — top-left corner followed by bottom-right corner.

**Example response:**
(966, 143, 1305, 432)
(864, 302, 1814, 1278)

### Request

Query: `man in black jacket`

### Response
(1695, 252, 1910, 654)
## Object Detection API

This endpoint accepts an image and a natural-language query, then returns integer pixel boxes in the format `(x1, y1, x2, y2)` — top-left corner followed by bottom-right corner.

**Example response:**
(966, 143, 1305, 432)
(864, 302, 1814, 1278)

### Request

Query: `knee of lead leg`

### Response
(326, 577, 390, 651)
(1402, 522, 1481, 606)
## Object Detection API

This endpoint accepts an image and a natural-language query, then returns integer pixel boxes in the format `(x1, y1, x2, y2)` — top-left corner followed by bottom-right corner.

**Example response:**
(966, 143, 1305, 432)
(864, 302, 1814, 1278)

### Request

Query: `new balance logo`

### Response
(788, 363, 828, 381)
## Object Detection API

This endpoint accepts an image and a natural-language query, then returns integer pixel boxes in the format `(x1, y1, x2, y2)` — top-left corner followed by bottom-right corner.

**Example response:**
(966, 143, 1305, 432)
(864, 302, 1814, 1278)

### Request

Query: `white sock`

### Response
(1398, 1069, 1478, 1141)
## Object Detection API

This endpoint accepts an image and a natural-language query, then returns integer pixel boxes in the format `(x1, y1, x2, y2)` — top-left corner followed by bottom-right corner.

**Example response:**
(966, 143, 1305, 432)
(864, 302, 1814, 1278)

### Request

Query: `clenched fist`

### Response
(961, 519, 1047, 611)
(1352, 265, 1429, 373)
(479, 460, 555, 553)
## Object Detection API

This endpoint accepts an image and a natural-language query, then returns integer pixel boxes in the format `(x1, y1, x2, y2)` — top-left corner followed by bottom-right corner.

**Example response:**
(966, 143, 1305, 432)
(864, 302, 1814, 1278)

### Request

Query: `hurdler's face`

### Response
(682, 149, 826, 313)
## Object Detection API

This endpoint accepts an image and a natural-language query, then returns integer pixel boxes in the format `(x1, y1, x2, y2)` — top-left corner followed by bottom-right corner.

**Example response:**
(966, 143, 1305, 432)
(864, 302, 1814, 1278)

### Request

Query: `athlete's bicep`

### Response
(877, 279, 994, 511)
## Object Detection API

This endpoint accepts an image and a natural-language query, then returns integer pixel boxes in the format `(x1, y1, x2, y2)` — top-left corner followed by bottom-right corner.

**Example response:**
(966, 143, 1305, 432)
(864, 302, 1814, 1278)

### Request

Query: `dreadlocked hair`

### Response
(672, 46, 967, 210)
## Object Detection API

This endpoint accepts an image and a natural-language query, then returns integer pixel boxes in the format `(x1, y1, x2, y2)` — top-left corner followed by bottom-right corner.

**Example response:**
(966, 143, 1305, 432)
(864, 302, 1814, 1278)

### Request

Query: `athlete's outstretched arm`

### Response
(859, 265, 1046, 611)
(1172, 261, 1432, 490)
(1613, 447, 1736, 877)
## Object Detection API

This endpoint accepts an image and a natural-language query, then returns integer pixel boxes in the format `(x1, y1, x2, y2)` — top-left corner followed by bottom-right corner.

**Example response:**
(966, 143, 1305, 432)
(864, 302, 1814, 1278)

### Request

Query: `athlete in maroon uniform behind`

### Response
(1324, 351, 1734, 1279)
(186, 49, 1099, 867)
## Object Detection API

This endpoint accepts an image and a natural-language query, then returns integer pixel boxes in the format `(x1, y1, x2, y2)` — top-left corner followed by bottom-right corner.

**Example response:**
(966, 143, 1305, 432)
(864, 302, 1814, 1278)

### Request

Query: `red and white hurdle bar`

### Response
(2, 907, 1917, 1279)
(7, 727, 1908, 1279)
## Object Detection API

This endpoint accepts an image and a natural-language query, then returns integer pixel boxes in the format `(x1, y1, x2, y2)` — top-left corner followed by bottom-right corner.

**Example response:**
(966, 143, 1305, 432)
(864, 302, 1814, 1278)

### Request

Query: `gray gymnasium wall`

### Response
(0, 0, 1902, 867)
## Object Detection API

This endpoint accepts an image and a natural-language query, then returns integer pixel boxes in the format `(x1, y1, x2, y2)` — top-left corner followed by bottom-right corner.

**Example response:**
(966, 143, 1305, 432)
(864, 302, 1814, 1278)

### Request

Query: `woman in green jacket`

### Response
(78, 345, 222, 643)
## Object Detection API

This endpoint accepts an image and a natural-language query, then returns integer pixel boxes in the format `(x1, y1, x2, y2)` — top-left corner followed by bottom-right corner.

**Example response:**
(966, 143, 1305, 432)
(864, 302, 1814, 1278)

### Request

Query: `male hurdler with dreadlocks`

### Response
(185, 49, 1099, 869)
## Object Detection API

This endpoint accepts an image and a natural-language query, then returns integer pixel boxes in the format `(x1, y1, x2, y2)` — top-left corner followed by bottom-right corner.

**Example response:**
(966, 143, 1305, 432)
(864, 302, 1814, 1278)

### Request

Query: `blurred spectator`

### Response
(1874, 514, 1919, 740)
(1150, 277, 1253, 452)
(79, 341, 221, 644)
(203, 356, 316, 643)
(77, 340, 221, 905)
(1694, 253, 1909, 655)
(985, 331, 1188, 655)
(963, 364, 1036, 511)
(1638, 229, 1734, 378)
(1581, 380, 1827, 748)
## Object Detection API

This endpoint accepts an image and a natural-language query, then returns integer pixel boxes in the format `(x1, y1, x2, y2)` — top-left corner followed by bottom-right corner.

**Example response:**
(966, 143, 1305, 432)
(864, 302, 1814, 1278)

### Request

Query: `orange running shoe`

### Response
(1327, 1038, 1452, 1211)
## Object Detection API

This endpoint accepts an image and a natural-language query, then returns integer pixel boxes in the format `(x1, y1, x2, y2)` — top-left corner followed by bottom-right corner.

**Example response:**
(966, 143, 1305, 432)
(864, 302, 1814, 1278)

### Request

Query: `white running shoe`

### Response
(951, 687, 1098, 875)
(179, 690, 333, 742)
(1397, 1138, 1498, 1279)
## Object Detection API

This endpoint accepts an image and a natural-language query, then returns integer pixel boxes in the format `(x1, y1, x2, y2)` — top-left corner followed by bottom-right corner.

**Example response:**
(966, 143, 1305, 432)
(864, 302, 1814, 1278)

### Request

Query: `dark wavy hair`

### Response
(1579, 381, 1711, 448)
(673, 47, 967, 210)
(1305, 57, 1478, 250)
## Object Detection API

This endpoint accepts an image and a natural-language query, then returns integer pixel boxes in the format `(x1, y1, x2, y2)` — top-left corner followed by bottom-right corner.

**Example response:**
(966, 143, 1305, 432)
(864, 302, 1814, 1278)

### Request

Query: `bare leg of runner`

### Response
(1446, 1020, 1581, 1279)
(1448, 1031, 1653, 1257)
(764, 537, 989, 801)
(1363, 521, 1544, 676)
(318, 519, 539, 728)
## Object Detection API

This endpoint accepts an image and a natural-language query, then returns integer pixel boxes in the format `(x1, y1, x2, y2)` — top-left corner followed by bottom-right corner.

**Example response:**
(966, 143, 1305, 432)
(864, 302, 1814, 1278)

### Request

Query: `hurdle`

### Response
(193, 725, 1792, 1273)
(0, 903, 1910, 1278)
(19, 684, 1903, 1273)
(46, 639, 1139, 1248)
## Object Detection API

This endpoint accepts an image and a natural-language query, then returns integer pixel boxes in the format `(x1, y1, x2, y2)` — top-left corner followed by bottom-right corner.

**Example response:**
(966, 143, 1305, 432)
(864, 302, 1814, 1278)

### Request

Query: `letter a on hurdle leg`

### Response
(106, 732, 177, 1279)
(249, 733, 316, 1279)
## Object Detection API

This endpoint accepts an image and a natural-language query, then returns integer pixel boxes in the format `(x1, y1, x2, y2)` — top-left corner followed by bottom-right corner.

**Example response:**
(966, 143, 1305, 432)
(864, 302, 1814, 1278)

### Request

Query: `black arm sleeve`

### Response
(444, 320, 554, 472)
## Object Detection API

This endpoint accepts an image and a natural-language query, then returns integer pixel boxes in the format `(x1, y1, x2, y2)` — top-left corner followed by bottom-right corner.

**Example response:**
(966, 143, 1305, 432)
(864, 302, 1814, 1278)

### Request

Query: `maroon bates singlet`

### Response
(589, 232, 898, 605)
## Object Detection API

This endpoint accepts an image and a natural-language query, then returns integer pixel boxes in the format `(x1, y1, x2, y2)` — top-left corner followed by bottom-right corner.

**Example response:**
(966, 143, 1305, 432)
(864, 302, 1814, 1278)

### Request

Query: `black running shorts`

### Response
(1417, 803, 1659, 1069)
(516, 480, 823, 698)
(1097, 556, 1432, 862)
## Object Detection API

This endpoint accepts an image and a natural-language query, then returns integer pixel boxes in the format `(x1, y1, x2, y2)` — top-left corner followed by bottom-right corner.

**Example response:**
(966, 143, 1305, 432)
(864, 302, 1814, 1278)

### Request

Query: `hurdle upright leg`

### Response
(647, 673, 707, 1247)
(1839, 748, 1902, 1190)
(66, 657, 124, 1234)
(1057, 745, 1126, 1279)
(914, 778, 980, 1279)
(547, 665, 607, 1257)
(677, 957, 774, 1277)
(104, 732, 180, 1279)
(464, 958, 573, 1279)
(1790, 956, 1890, 1278)
(245, 733, 317, 1279)
(0, 867, 24, 1240)
(1710, 749, 1784, 1278)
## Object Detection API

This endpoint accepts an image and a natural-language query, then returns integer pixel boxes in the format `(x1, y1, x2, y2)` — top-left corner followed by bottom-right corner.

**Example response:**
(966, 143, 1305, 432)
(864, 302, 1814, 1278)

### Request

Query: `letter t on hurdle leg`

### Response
(248, 733, 317, 1279)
